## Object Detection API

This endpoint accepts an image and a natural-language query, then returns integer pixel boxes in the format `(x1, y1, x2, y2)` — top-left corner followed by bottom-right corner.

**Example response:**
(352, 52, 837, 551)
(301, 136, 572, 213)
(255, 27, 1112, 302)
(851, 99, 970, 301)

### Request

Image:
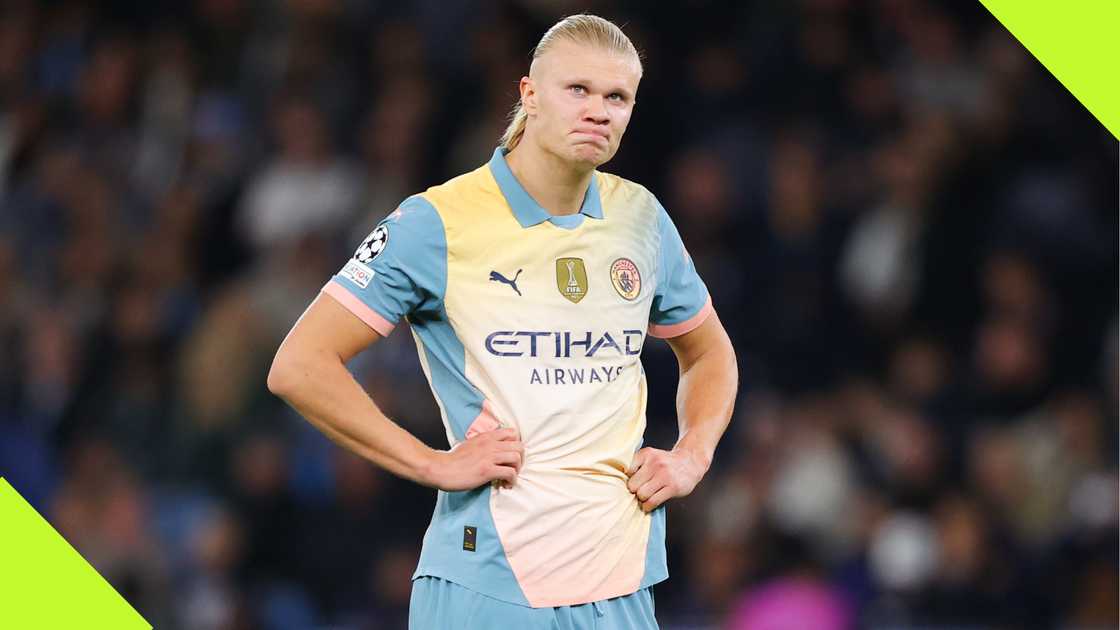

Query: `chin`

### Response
(570, 143, 613, 168)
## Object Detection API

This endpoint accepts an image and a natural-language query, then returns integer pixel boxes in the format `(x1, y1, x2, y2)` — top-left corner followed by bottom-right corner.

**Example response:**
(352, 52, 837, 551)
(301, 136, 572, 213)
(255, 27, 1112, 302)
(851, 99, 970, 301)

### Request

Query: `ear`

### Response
(519, 76, 537, 116)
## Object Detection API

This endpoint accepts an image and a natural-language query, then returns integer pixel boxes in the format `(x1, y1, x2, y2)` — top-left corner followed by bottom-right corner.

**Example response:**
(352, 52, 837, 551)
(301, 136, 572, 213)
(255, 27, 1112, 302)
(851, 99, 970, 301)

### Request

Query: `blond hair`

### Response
(499, 14, 641, 151)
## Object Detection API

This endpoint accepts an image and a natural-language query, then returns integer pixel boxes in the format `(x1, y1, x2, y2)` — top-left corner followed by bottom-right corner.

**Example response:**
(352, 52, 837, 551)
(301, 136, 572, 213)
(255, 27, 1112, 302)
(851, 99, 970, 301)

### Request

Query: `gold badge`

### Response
(610, 258, 641, 300)
(555, 258, 589, 303)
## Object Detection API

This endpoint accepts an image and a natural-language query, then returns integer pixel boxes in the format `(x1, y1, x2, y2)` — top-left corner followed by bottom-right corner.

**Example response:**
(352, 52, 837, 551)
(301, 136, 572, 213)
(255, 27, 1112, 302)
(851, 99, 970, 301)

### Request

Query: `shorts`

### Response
(408, 576, 659, 630)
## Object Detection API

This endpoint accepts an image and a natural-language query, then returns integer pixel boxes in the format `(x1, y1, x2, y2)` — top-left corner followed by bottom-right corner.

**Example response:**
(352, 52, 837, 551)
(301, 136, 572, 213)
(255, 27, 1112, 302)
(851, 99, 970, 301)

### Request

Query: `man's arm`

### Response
(267, 292, 523, 491)
(626, 311, 737, 511)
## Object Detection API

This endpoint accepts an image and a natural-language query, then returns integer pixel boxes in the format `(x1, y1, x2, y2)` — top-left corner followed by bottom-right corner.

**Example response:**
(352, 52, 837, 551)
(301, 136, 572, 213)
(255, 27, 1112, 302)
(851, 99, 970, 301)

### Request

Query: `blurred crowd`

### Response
(0, 1, 1116, 629)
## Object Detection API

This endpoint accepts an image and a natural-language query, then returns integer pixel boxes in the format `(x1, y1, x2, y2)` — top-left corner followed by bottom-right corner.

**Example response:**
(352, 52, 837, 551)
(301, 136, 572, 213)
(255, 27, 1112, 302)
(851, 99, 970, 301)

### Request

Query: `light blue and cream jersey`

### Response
(324, 148, 713, 607)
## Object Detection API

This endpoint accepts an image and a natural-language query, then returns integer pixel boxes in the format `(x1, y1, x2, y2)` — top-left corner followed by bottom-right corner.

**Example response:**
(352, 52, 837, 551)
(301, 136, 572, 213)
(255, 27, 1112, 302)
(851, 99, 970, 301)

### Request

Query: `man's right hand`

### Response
(422, 428, 524, 491)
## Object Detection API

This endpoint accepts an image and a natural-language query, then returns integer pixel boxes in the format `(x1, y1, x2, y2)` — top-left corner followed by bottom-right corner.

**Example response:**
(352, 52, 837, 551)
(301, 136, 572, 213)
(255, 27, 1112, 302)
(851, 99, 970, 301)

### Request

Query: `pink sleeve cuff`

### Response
(647, 295, 714, 339)
(321, 281, 397, 337)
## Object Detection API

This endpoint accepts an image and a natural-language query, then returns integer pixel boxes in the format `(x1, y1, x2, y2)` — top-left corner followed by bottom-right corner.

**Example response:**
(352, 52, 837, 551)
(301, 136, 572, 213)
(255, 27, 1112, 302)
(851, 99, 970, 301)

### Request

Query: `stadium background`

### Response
(0, 0, 1116, 628)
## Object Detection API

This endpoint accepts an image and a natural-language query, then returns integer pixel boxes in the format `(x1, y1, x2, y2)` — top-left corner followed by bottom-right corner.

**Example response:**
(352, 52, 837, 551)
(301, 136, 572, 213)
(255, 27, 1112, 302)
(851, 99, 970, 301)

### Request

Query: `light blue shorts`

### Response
(408, 576, 659, 630)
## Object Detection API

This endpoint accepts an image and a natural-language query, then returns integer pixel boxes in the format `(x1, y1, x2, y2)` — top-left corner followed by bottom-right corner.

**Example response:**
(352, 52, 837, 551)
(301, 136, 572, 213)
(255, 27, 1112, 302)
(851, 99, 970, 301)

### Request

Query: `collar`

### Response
(487, 147, 604, 228)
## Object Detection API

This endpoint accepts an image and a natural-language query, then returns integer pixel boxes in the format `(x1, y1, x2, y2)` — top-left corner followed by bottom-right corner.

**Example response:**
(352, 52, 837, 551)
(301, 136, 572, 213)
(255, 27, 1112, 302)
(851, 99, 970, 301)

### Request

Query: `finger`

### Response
(627, 458, 656, 493)
(642, 486, 673, 512)
(492, 427, 520, 441)
(490, 465, 517, 484)
(636, 478, 665, 502)
(492, 450, 523, 472)
(627, 448, 651, 476)
(627, 466, 649, 493)
(476, 427, 513, 442)
(496, 440, 524, 452)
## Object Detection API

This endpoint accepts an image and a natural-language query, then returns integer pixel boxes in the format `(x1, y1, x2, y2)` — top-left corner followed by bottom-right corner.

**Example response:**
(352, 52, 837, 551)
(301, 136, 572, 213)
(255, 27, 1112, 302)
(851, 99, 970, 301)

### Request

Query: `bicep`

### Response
(279, 291, 384, 364)
(664, 310, 732, 372)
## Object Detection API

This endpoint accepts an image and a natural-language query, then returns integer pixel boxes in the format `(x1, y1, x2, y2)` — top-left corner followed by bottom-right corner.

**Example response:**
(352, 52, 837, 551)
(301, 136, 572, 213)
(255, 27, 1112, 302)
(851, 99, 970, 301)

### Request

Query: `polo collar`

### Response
(488, 147, 604, 228)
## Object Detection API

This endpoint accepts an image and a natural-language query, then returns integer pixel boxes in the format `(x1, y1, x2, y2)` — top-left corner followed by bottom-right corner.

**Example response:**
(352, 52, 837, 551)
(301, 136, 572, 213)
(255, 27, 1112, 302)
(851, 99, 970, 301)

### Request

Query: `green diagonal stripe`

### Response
(980, 0, 1120, 139)
(0, 478, 151, 629)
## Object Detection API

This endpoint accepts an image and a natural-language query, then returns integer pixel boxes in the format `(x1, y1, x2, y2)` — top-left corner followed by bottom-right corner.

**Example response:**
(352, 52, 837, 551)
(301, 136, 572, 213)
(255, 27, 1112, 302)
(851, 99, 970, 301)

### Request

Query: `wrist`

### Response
(414, 446, 446, 488)
(673, 436, 713, 473)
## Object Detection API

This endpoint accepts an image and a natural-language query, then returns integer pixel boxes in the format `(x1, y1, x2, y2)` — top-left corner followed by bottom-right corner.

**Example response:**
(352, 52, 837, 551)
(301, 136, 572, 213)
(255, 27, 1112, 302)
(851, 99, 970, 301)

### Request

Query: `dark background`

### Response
(0, 1, 1116, 628)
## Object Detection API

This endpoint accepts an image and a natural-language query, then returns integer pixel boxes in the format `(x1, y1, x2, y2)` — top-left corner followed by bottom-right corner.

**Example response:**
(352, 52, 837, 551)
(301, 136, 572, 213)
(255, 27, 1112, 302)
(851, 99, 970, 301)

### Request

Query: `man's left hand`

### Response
(626, 446, 709, 512)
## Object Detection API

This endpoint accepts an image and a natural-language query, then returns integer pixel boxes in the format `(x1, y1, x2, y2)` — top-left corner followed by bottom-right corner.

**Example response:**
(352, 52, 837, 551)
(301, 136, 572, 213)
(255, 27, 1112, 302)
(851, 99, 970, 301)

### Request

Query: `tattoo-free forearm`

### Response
(269, 350, 438, 485)
(672, 336, 737, 470)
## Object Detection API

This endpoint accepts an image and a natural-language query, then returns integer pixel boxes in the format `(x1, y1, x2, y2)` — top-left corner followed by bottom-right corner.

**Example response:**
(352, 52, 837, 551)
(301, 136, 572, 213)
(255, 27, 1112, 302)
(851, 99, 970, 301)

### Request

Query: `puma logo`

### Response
(489, 269, 523, 296)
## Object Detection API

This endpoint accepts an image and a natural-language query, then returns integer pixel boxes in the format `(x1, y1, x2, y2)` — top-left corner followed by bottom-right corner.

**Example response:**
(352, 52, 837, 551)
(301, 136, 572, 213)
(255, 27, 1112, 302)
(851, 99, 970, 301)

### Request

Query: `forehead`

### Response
(533, 40, 642, 88)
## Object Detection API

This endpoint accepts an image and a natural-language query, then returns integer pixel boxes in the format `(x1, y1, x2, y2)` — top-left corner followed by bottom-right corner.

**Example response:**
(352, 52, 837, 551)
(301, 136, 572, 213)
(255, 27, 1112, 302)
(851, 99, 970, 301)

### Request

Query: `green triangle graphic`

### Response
(0, 478, 151, 629)
(980, 1, 1119, 139)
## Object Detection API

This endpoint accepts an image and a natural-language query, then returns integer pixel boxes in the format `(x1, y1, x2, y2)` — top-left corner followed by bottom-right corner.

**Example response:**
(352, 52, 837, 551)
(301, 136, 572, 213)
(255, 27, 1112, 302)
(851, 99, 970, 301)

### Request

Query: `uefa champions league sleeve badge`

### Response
(354, 224, 389, 263)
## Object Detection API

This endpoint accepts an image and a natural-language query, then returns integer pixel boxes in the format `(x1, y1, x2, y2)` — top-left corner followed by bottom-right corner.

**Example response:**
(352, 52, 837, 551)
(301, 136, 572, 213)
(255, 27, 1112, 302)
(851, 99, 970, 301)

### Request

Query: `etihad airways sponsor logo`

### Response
(484, 330, 644, 358)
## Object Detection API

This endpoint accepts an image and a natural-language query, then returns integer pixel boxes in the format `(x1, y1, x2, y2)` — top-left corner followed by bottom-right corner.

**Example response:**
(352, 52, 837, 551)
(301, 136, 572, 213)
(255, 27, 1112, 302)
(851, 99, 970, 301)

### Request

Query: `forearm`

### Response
(672, 344, 737, 470)
(626, 329, 737, 511)
(269, 350, 437, 486)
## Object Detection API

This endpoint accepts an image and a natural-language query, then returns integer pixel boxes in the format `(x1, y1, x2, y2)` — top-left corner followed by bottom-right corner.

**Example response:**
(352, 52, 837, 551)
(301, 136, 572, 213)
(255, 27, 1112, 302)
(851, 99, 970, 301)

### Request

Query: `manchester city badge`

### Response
(610, 258, 641, 300)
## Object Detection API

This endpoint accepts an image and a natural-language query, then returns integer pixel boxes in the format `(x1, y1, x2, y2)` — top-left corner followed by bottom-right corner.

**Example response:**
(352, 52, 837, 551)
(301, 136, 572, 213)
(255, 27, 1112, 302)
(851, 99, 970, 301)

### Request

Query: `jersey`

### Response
(323, 148, 713, 608)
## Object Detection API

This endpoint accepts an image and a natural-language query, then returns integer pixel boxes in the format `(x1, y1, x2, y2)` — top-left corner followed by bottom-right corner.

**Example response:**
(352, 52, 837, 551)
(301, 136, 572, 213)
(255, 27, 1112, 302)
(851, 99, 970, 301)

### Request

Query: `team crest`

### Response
(555, 258, 588, 303)
(610, 258, 641, 300)
(354, 224, 388, 263)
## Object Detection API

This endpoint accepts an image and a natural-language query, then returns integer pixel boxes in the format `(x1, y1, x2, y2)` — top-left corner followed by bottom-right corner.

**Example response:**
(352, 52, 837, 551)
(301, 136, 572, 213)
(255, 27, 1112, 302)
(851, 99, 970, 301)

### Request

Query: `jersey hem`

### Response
(411, 569, 660, 609)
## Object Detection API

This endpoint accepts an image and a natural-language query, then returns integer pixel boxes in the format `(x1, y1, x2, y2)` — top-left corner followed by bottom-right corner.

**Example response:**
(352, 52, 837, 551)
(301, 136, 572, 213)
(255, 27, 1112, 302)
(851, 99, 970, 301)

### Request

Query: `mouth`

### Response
(572, 130, 609, 143)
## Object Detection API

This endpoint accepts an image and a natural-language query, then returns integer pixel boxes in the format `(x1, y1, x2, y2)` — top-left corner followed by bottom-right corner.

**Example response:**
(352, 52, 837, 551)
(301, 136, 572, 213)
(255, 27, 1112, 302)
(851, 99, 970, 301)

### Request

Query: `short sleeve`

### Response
(322, 196, 446, 336)
(648, 204, 713, 339)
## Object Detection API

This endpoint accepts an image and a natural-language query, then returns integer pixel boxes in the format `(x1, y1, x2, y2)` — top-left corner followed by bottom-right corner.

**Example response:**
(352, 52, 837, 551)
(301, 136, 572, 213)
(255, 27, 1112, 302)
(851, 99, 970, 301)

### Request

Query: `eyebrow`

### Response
(565, 78, 634, 99)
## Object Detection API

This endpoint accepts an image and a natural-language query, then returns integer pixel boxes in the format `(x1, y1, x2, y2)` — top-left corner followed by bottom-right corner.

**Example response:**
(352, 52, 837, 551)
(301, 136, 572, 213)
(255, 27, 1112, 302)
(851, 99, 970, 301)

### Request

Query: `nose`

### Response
(583, 95, 610, 125)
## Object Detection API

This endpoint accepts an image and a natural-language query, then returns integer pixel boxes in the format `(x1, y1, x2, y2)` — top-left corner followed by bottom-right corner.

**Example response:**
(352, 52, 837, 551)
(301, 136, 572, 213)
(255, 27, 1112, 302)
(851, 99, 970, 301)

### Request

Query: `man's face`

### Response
(522, 40, 641, 168)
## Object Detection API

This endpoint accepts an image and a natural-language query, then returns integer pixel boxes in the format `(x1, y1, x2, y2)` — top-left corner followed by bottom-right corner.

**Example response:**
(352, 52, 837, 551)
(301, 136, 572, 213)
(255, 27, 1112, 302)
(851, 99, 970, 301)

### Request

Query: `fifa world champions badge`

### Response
(610, 258, 641, 300)
(555, 258, 589, 303)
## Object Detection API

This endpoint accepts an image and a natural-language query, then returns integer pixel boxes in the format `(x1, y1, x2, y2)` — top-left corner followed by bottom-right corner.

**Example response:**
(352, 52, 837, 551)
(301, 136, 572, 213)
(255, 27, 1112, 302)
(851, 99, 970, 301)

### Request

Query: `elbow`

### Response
(724, 340, 739, 386)
(268, 345, 338, 399)
(267, 350, 299, 398)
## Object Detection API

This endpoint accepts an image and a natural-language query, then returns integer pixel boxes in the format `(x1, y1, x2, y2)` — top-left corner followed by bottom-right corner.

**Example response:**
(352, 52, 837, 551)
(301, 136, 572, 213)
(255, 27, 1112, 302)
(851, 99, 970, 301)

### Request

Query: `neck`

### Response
(505, 140, 594, 216)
